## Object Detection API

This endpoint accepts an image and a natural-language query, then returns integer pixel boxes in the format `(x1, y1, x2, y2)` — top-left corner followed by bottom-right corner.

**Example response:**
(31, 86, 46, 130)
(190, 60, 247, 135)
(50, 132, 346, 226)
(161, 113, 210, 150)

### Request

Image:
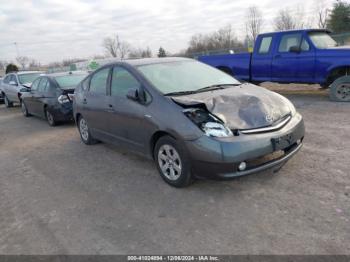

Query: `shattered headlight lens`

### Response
(184, 108, 233, 138)
(202, 122, 233, 138)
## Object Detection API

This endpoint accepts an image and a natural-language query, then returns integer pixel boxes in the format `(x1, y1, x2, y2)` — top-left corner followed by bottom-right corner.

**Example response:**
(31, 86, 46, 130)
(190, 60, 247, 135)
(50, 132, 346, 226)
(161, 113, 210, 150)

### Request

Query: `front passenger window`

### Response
(89, 68, 110, 95)
(111, 67, 141, 96)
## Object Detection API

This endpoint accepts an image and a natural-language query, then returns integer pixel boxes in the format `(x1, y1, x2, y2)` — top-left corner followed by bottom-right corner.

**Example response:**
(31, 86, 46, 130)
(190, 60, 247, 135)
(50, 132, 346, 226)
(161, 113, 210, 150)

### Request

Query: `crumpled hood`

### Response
(171, 83, 292, 130)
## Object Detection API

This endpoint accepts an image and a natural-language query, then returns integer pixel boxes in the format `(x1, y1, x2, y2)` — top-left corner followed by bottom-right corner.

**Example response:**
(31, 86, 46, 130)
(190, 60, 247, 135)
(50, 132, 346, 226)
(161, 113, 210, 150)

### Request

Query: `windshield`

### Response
(309, 32, 337, 49)
(18, 73, 42, 84)
(54, 74, 87, 89)
(137, 61, 240, 94)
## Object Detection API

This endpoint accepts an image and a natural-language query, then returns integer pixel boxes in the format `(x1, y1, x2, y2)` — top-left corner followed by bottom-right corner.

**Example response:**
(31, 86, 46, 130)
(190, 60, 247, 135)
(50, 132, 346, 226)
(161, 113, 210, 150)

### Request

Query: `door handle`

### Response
(107, 104, 114, 112)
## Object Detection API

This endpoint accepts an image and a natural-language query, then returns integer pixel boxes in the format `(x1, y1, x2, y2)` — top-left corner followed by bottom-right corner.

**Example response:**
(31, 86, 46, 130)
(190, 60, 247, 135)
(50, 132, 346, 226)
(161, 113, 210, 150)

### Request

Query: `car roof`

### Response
(259, 29, 331, 37)
(104, 57, 193, 67)
(45, 71, 88, 78)
(15, 71, 44, 75)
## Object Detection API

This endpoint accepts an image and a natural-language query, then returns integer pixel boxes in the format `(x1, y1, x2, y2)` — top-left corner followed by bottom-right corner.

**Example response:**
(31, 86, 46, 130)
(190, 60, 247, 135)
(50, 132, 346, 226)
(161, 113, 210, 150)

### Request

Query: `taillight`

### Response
(58, 95, 70, 104)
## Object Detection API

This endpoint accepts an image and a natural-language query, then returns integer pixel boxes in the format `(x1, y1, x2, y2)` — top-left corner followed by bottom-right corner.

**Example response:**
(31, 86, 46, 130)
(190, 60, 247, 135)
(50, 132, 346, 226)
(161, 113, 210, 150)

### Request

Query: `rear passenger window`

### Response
(3, 75, 11, 84)
(38, 78, 48, 92)
(279, 34, 302, 52)
(31, 78, 41, 91)
(258, 36, 272, 54)
(111, 67, 141, 96)
(89, 68, 110, 95)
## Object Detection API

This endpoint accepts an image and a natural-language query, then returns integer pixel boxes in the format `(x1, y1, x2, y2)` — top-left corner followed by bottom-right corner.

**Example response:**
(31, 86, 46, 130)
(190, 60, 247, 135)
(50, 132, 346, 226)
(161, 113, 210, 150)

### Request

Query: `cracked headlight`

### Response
(202, 122, 233, 138)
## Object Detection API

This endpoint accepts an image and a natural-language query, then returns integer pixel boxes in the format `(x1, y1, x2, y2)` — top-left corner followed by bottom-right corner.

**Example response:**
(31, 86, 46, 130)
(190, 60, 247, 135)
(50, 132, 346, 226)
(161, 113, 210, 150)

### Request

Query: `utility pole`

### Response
(13, 42, 19, 57)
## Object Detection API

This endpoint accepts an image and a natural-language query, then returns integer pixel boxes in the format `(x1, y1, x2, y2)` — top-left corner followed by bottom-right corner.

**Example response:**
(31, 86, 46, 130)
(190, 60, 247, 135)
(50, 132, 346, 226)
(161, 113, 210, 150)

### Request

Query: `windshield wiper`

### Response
(164, 90, 197, 96)
(196, 84, 240, 93)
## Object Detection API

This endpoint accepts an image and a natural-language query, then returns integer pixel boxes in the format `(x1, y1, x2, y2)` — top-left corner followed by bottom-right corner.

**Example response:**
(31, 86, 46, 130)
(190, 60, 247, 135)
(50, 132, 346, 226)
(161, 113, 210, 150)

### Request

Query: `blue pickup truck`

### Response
(199, 29, 350, 102)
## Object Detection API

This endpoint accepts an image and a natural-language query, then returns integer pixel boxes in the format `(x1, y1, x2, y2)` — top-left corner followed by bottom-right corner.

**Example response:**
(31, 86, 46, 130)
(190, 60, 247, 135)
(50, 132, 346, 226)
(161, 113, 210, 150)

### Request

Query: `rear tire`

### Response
(45, 108, 56, 126)
(4, 95, 13, 108)
(154, 135, 193, 188)
(21, 101, 31, 117)
(78, 116, 98, 145)
(329, 77, 350, 102)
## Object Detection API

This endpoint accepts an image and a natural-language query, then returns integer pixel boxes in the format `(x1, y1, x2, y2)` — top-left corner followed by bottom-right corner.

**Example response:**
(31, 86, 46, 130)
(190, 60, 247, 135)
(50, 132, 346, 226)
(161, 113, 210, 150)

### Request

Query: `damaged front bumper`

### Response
(184, 112, 305, 179)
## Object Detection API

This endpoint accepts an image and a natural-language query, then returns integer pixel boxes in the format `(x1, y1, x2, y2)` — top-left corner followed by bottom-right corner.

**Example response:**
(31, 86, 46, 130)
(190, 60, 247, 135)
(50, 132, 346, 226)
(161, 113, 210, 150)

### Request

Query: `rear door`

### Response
(83, 66, 111, 137)
(271, 33, 302, 82)
(24, 78, 41, 113)
(6, 74, 18, 101)
(31, 77, 48, 117)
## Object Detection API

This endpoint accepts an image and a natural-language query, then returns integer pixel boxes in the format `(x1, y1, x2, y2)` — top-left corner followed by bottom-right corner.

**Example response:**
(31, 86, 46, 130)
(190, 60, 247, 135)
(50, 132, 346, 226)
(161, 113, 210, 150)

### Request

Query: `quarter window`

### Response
(258, 36, 272, 54)
(89, 68, 110, 95)
(111, 67, 141, 96)
(278, 34, 302, 52)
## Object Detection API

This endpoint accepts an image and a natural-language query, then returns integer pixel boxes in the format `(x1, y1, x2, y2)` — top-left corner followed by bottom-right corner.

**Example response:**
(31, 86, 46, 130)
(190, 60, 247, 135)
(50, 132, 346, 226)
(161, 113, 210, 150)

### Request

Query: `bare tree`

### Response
(245, 6, 263, 42)
(274, 7, 312, 31)
(129, 47, 152, 58)
(28, 59, 40, 70)
(102, 35, 130, 59)
(186, 25, 244, 55)
(274, 9, 297, 31)
(16, 56, 29, 69)
(315, 0, 329, 29)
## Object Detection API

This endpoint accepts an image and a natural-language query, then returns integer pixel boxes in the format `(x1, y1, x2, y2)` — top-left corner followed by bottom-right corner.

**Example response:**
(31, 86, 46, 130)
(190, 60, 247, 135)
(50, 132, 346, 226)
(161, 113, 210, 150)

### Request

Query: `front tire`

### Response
(4, 95, 13, 108)
(78, 116, 98, 145)
(154, 136, 193, 187)
(21, 101, 31, 117)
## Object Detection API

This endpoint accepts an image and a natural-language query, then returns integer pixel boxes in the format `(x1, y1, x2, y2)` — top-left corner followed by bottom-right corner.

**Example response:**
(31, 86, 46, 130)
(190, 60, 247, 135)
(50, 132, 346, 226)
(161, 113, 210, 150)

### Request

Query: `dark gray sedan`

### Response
(73, 58, 304, 187)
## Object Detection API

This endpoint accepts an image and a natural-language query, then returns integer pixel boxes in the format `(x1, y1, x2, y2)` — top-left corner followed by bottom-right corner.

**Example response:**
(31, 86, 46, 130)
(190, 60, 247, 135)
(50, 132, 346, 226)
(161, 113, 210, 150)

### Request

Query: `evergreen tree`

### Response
(327, 0, 350, 33)
(158, 47, 166, 58)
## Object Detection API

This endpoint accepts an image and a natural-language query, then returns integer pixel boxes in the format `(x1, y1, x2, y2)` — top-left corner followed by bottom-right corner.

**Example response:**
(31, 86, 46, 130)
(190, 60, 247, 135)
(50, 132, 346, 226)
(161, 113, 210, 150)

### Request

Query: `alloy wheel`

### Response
(46, 110, 55, 125)
(79, 118, 89, 141)
(21, 102, 27, 115)
(335, 83, 350, 102)
(157, 144, 182, 181)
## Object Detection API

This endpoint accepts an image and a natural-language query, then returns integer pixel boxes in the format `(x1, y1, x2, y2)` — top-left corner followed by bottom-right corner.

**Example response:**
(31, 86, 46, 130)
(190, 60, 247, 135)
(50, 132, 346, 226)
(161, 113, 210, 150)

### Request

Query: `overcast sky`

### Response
(0, 0, 334, 64)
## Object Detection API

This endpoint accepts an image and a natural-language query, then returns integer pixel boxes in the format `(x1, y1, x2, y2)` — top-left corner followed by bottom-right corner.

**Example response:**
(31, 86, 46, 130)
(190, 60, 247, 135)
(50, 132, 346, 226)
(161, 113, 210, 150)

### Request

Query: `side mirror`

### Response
(9, 81, 18, 86)
(289, 46, 301, 53)
(126, 88, 140, 101)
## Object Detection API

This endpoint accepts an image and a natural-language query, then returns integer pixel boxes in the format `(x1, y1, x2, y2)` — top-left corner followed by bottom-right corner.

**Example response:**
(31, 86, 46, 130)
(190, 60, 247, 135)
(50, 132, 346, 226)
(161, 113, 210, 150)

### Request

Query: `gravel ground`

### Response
(0, 94, 349, 255)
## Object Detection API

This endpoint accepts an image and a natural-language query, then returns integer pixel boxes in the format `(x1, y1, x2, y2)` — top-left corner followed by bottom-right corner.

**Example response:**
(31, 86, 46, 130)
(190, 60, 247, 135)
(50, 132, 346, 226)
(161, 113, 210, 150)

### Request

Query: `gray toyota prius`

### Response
(73, 58, 304, 187)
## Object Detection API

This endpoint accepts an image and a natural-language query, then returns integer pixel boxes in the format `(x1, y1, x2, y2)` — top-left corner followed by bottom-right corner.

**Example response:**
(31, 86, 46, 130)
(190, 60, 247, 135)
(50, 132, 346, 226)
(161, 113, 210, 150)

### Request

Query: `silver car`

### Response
(1, 71, 44, 107)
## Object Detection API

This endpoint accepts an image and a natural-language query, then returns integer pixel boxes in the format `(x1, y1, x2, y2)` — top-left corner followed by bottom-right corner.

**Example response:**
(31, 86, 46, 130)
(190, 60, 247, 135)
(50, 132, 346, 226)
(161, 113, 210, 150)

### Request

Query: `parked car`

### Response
(1, 71, 44, 107)
(0, 77, 3, 102)
(21, 71, 88, 126)
(199, 29, 350, 102)
(73, 58, 305, 187)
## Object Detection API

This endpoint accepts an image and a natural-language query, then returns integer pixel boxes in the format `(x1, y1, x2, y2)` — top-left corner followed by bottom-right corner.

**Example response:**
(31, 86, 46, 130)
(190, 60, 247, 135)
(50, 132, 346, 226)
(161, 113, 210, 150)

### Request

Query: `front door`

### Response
(106, 66, 148, 152)
(271, 33, 302, 83)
